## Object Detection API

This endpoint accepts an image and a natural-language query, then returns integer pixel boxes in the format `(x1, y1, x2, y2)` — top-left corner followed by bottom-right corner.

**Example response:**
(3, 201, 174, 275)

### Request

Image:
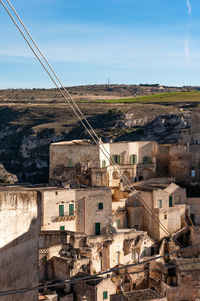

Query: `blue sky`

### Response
(0, 0, 200, 88)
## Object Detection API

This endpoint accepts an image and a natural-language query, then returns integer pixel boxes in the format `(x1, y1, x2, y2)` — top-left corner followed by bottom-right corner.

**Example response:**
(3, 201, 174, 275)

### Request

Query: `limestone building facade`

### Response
(39, 186, 112, 236)
(49, 140, 158, 188)
(127, 179, 188, 240)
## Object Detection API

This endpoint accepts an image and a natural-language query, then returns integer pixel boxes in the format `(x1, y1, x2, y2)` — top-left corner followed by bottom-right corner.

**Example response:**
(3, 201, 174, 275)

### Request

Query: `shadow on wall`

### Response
(0, 211, 40, 301)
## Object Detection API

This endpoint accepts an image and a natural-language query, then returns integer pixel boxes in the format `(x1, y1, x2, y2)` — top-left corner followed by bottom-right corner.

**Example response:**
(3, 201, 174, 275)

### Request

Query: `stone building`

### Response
(110, 289, 167, 301)
(39, 186, 112, 236)
(0, 186, 40, 301)
(127, 179, 188, 240)
(49, 140, 158, 188)
(39, 229, 155, 282)
(73, 277, 116, 301)
(156, 111, 200, 183)
(162, 257, 200, 301)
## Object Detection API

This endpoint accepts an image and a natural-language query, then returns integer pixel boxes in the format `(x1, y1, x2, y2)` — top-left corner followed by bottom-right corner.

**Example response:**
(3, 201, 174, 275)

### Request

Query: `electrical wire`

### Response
(0, 241, 199, 296)
(0, 0, 183, 248)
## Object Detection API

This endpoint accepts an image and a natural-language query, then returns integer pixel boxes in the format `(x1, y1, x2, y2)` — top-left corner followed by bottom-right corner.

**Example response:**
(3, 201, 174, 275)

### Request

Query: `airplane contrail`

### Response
(186, 0, 192, 16)
(185, 0, 192, 58)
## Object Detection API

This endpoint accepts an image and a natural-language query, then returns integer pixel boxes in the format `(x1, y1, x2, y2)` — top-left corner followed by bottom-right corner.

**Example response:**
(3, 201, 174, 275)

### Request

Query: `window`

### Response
(142, 156, 151, 163)
(95, 223, 101, 235)
(59, 204, 64, 217)
(69, 203, 74, 216)
(67, 159, 73, 167)
(103, 291, 108, 300)
(130, 154, 137, 164)
(117, 219, 121, 228)
(60, 226, 65, 231)
(169, 196, 173, 207)
(164, 214, 167, 220)
(111, 155, 121, 165)
(102, 160, 106, 168)
(158, 200, 162, 208)
(191, 170, 196, 178)
(98, 203, 103, 210)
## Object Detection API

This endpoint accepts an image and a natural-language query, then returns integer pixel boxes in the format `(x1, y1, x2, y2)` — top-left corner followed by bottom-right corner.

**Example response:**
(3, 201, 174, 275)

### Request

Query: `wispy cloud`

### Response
(185, 0, 192, 58)
(186, 0, 192, 15)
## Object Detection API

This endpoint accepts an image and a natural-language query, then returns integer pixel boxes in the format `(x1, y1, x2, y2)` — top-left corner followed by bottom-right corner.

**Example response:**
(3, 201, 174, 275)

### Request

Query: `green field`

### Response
(83, 91, 200, 103)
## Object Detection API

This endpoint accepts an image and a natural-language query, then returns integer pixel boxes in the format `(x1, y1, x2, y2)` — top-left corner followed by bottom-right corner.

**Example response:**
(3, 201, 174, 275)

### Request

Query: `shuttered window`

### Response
(142, 156, 151, 163)
(169, 196, 173, 207)
(112, 155, 121, 165)
(59, 205, 64, 217)
(102, 160, 106, 167)
(95, 223, 101, 235)
(69, 204, 74, 216)
(103, 291, 108, 300)
(98, 203, 103, 210)
(130, 154, 137, 164)
(67, 159, 73, 167)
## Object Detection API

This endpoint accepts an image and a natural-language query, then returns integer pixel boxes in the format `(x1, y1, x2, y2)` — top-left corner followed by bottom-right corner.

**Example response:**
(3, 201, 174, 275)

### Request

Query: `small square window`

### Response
(60, 226, 65, 231)
(98, 203, 103, 210)
(103, 291, 108, 300)
(67, 159, 73, 167)
(158, 200, 162, 208)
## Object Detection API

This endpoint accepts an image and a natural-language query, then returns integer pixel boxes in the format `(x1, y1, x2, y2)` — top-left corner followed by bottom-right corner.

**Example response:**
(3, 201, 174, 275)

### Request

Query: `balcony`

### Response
(51, 212, 77, 222)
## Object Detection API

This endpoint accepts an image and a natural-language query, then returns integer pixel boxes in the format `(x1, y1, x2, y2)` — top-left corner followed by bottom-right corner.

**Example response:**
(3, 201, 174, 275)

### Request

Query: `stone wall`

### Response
(0, 189, 40, 301)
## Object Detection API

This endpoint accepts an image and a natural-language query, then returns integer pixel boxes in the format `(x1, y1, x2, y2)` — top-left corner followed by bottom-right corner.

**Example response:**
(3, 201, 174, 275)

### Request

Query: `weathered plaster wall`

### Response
(0, 189, 40, 301)
(41, 189, 77, 231)
(76, 187, 112, 235)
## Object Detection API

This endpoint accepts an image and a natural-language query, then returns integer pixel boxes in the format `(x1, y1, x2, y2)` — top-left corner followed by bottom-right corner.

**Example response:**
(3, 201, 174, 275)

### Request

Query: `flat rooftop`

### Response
(134, 183, 170, 192)
(0, 184, 110, 192)
(51, 139, 94, 146)
(51, 139, 155, 146)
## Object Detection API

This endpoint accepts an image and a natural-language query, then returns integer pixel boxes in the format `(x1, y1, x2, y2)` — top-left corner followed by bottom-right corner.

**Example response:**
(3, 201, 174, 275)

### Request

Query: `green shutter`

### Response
(103, 291, 108, 300)
(69, 203, 74, 216)
(117, 155, 120, 164)
(112, 155, 121, 164)
(102, 160, 106, 167)
(169, 196, 173, 207)
(67, 159, 73, 167)
(117, 219, 121, 228)
(60, 226, 65, 231)
(98, 203, 103, 210)
(130, 154, 137, 164)
(143, 156, 151, 163)
(95, 223, 101, 235)
(59, 205, 64, 216)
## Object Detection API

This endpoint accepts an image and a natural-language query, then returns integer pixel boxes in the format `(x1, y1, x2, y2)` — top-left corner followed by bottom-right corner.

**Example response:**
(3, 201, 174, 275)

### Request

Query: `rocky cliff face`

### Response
(0, 105, 192, 184)
(0, 164, 18, 184)
(115, 112, 191, 144)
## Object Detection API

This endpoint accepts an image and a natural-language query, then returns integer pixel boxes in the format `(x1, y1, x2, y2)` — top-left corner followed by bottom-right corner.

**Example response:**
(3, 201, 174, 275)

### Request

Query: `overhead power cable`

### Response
(0, 242, 199, 296)
(0, 0, 182, 247)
